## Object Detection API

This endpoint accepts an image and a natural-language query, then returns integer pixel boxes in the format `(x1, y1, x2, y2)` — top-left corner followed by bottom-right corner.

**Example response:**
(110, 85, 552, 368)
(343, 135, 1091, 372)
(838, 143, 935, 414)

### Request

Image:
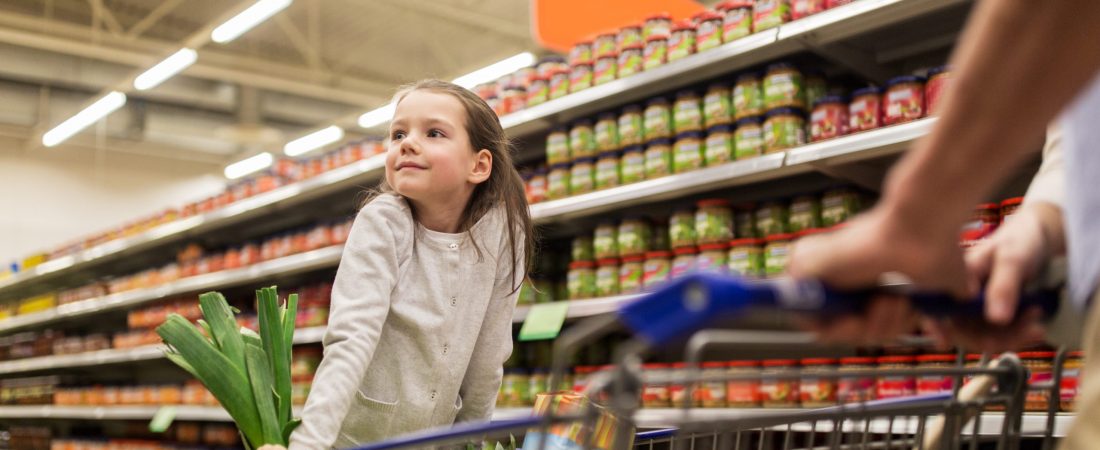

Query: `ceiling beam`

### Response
(0, 123, 227, 166)
(375, 0, 531, 42)
(275, 14, 326, 70)
(88, 0, 124, 36)
(125, 0, 185, 40)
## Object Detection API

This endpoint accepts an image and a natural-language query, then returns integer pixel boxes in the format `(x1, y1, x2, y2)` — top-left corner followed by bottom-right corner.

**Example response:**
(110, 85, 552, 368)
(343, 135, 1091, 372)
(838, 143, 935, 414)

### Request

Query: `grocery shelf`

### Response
(512, 295, 640, 323)
(0, 405, 526, 422)
(784, 118, 936, 166)
(0, 327, 326, 376)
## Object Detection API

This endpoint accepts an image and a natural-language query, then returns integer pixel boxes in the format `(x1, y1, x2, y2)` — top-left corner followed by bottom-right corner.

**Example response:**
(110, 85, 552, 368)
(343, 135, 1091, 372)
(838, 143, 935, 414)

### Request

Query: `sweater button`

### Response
(448, 243, 458, 250)
(443, 343, 449, 354)
(450, 296, 457, 306)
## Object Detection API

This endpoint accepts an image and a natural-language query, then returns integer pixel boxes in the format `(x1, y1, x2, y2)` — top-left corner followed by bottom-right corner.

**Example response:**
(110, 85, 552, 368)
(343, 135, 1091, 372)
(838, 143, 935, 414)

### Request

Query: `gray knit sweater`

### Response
(289, 194, 523, 449)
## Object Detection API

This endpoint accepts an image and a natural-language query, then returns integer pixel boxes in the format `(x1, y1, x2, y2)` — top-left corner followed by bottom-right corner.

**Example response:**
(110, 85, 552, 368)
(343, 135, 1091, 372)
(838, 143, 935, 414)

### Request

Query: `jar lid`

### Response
(765, 107, 805, 118)
(976, 203, 1000, 211)
(670, 362, 688, 368)
(813, 95, 848, 108)
(598, 52, 619, 59)
(598, 365, 615, 371)
(622, 145, 645, 153)
(621, 23, 643, 31)
(697, 198, 730, 208)
(766, 62, 799, 72)
(646, 35, 669, 42)
(965, 353, 986, 361)
(621, 254, 645, 263)
(707, 124, 734, 133)
(699, 242, 729, 251)
(539, 55, 567, 64)
(763, 359, 797, 367)
(551, 125, 569, 133)
(736, 72, 762, 82)
(876, 355, 916, 364)
(797, 228, 828, 238)
(1018, 351, 1056, 359)
(646, 137, 673, 146)
(801, 358, 837, 366)
(716, 0, 754, 10)
(675, 131, 705, 139)
(735, 116, 763, 126)
(598, 112, 618, 120)
(766, 233, 795, 242)
(672, 20, 696, 32)
(729, 238, 763, 246)
(572, 118, 593, 126)
(676, 89, 699, 98)
(647, 97, 670, 106)
(840, 356, 875, 365)
(646, 12, 673, 21)
(728, 360, 760, 367)
(708, 81, 731, 90)
(916, 354, 957, 363)
(531, 74, 550, 82)
(534, 166, 549, 175)
(521, 172, 533, 181)
(642, 362, 671, 369)
(598, 150, 621, 158)
(673, 246, 698, 255)
(701, 361, 727, 368)
(645, 250, 673, 258)
(886, 75, 927, 87)
(597, 31, 618, 39)
(573, 157, 596, 164)
(570, 60, 592, 69)
(573, 365, 595, 374)
(550, 162, 571, 170)
(620, 43, 645, 52)
(1069, 350, 1084, 358)
(573, 40, 593, 47)
(851, 86, 882, 97)
(927, 65, 952, 77)
(1001, 197, 1024, 207)
(597, 258, 620, 266)
(569, 260, 595, 269)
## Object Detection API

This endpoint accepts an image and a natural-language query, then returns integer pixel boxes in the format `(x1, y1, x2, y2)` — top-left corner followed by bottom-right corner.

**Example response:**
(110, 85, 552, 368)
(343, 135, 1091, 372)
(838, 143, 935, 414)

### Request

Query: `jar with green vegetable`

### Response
(696, 243, 729, 274)
(643, 250, 673, 289)
(673, 131, 705, 173)
(804, 70, 827, 111)
(546, 127, 570, 165)
(821, 188, 861, 226)
(671, 246, 699, 279)
(755, 202, 788, 236)
(763, 107, 806, 153)
(595, 113, 620, 152)
(704, 83, 733, 127)
(644, 138, 674, 179)
(728, 238, 765, 278)
(651, 223, 671, 251)
(593, 221, 619, 259)
(704, 124, 734, 166)
(596, 258, 621, 297)
(569, 158, 595, 195)
(618, 216, 653, 257)
(595, 151, 621, 190)
(764, 234, 794, 277)
(734, 117, 764, 160)
(567, 260, 597, 299)
(788, 195, 822, 233)
(619, 105, 645, 146)
(621, 145, 646, 184)
(644, 97, 673, 140)
(572, 235, 595, 262)
(735, 208, 758, 238)
(763, 63, 804, 110)
(695, 199, 734, 244)
(547, 163, 571, 200)
(669, 208, 697, 249)
(619, 255, 645, 293)
(674, 90, 704, 133)
(570, 120, 597, 160)
(733, 73, 764, 119)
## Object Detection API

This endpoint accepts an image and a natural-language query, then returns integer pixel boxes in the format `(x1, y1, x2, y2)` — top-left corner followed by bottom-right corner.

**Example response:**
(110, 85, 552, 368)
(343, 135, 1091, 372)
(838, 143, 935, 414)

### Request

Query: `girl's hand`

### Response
(256, 445, 287, 450)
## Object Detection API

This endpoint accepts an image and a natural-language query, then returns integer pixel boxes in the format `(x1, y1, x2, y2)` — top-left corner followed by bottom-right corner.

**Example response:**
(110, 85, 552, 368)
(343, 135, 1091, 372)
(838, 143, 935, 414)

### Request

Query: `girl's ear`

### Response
(468, 148, 492, 184)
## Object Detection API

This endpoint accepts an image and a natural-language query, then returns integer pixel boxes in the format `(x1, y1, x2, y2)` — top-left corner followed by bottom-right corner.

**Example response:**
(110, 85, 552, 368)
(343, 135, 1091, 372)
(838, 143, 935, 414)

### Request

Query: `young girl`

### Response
(288, 79, 534, 450)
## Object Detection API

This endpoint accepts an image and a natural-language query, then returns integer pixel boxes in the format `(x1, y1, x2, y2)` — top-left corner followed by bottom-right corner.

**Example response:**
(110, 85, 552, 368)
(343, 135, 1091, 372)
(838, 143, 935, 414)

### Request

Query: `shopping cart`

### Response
(351, 272, 1067, 450)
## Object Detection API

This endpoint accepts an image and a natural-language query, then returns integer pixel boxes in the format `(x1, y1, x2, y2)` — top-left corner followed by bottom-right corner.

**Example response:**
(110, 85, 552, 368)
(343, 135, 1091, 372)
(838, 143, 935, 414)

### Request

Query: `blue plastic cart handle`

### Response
(619, 273, 1060, 346)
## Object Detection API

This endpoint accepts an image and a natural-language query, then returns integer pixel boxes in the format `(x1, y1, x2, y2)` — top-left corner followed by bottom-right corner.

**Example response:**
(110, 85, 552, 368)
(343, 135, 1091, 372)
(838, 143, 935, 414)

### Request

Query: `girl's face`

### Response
(386, 90, 490, 205)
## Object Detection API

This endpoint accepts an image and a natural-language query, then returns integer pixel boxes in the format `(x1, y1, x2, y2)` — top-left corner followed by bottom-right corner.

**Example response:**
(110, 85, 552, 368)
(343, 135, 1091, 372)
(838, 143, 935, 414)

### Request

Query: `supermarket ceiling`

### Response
(0, 0, 536, 165)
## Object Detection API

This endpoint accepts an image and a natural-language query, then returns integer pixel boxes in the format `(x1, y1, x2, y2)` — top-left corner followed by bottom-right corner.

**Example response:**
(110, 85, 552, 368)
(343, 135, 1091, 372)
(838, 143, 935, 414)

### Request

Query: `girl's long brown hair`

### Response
(366, 79, 534, 292)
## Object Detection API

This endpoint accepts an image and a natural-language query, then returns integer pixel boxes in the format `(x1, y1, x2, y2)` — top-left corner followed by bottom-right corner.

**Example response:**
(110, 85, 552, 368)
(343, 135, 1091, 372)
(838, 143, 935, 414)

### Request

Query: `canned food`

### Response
(567, 260, 597, 300)
(696, 243, 729, 274)
(527, 75, 550, 107)
(618, 24, 644, 49)
(754, 0, 791, 32)
(549, 68, 571, 100)
(595, 113, 619, 152)
(572, 235, 594, 262)
(788, 195, 822, 233)
(1020, 351, 1054, 412)
(547, 163, 571, 200)
(595, 258, 620, 297)
(916, 354, 956, 395)
(805, 71, 828, 110)
(619, 105, 645, 146)
(570, 62, 594, 93)
(618, 217, 653, 257)
(800, 358, 838, 408)
(926, 65, 952, 114)
(644, 13, 673, 39)
(756, 202, 788, 237)
(569, 41, 593, 66)
(1061, 351, 1083, 412)
(791, 0, 826, 20)
(697, 361, 729, 407)
(696, 199, 734, 244)
(642, 363, 672, 408)
(764, 233, 794, 277)
(546, 127, 570, 165)
(594, 32, 617, 59)
(822, 188, 861, 226)
(594, 221, 619, 259)
(727, 360, 762, 407)
(838, 357, 876, 403)
(670, 208, 697, 249)
(876, 356, 917, 400)
(594, 54, 618, 85)
(734, 73, 765, 119)
(695, 11, 724, 52)
(570, 120, 597, 160)
(526, 167, 548, 204)
(619, 255, 645, 293)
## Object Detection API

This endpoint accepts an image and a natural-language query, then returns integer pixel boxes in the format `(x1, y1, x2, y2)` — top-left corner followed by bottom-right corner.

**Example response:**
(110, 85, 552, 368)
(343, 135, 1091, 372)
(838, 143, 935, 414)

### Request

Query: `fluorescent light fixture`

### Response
(211, 0, 292, 44)
(133, 48, 198, 91)
(284, 125, 343, 156)
(42, 91, 127, 147)
(225, 152, 273, 179)
(452, 52, 537, 89)
(357, 103, 395, 129)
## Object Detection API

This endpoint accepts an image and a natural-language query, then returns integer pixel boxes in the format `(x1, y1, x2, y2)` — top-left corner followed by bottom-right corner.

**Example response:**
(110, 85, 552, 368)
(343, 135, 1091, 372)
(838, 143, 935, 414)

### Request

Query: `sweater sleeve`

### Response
(1025, 123, 1066, 208)
(289, 197, 409, 450)
(455, 229, 525, 423)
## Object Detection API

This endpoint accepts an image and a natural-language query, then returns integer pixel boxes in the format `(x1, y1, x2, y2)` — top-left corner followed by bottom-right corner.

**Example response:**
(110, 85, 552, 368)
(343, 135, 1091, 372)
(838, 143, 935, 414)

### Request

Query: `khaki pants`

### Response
(1059, 290, 1100, 450)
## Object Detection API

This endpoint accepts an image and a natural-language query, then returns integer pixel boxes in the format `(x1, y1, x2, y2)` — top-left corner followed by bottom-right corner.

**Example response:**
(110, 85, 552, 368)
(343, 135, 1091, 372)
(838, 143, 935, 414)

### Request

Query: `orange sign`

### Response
(532, 0, 707, 53)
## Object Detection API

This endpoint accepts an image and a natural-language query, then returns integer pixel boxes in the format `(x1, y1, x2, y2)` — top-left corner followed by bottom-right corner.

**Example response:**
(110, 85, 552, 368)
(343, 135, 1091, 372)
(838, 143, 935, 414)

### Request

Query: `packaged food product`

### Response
(788, 195, 822, 233)
(595, 151, 621, 190)
(916, 354, 956, 395)
(756, 202, 789, 237)
(593, 221, 620, 260)
(618, 217, 653, 257)
(695, 199, 734, 244)
(668, 21, 696, 62)
(827, 0, 854, 6)
(791, 0, 826, 20)
(595, 113, 620, 152)
(618, 24, 644, 49)
(547, 163, 571, 200)
(594, 54, 618, 85)
(674, 91, 704, 133)
(595, 258, 621, 297)
(485, 95, 504, 116)
(1061, 351, 1083, 412)
(529, 369, 550, 401)
(695, 11, 724, 52)
(527, 75, 550, 107)
(618, 44, 645, 77)
(644, 138, 674, 178)
(619, 255, 646, 293)
(718, 1, 754, 42)
(503, 85, 527, 114)
(643, 251, 673, 288)
(704, 83, 734, 127)
(734, 73, 765, 119)
(883, 75, 926, 125)
(573, 235, 595, 262)
(705, 124, 735, 165)
(570, 62, 594, 93)
(570, 120, 597, 160)
(727, 238, 765, 278)
(876, 356, 917, 399)
(642, 363, 672, 407)
(673, 131, 705, 173)
(821, 188, 861, 226)
(570, 158, 596, 195)
(546, 127, 570, 165)
(594, 32, 617, 59)
(549, 68, 571, 100)
(800, 358, 838, 408)
(926, 65, 952, 114)
(763, 63, 804, 110)
(670, 208, 697, 249)
(619, 105, 645, 146)
(811, 96, 849, 141)
(804, 71, 827, 110)
(643, 35, 668, 70)
(696, 243, 729, 273)
(621, 145, 646, 184)
(764, 107, 807, 153)
(697, 361, 729, 407)
(644, 13, 673, 39)
(754, 0, 791, 31)
(959, 203, 1000, 248)
(727, 360, 762, 407)
(567, 260, 597, 300)
(644, 97, 673, 140)
(1020, 351, 1055, 412)
(764, 233, 795, 277)
(734, 116, 765, 159)
(838, 357, 877, 403)
(849, 87, 883, 132)
(670, 246, 698, 279)
(669, 362, 690, 405)
(761, 359, 799, 407)
(1001, 197, 1023, 222)
(527, 167, 548, 204)
(569, 41, 594, 66)
(501, 369, 531, 407)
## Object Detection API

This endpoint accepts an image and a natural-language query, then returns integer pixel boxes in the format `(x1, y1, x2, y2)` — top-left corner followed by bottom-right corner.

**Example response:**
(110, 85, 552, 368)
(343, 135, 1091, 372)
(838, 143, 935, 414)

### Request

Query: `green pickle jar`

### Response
(593, 221, 619, 259)
(621, 145, 646, 184)
(673, 131, 705, 173)
(734, 117, 764, 160)
(643, 250, 673, 289)
(669, 208, 697, 249)
(619, 105, 645, 146)
(728, 238, 765, 278)
(763, 107, 806, 153)
(618, 216, 653, 257)
(674, 90, 704, 134)
(570, 120, 597, 160)
(763, 63, 804, 110)
(595, 151, 621, 190)
(651, 223, 671, 251)
(547, 163, 571, 200)
(595, 113, 620, 152)
(704, 83, 734, 127)
(735, 207, 758, 239)
(644, 138, 674, 179)
(764, 233, 795, 277)
(822, 188, 861, 226)
(619, 254, 645, 293)
(644, 97, 673, 140)
(756, 202, 788, 236)
(596, 258, 621, 297)
(569, 158, 596, 195)
(695, 199, 734, 244)
(788, 195, 822, 233)
(546, 127, 570, 165)
(567, 260, 597, 299)
(572, 235, 595, 262)
(696, 242, 729, 274)
(733, 73, 764, 119)
(704, 124, 734, 166)
(804, 71, 827, 112)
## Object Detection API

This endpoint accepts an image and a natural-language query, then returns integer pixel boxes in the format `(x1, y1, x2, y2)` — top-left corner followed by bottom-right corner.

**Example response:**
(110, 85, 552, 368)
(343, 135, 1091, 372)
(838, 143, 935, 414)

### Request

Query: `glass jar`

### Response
(529, 369, 549, 403)
(960, 203, 1001, 248)
(644, 13, 673, 39)
(926, 65, 952, 114)
(619, 255, 645, 294)
(618, 217, 653, 257)
(671, 246, 698, 279)
(595, 151, 621, 191)
(884, 75, 926, 125)
(595, 113, 620, 152)
(804, 71, 828, 112)
(734, 117, 765, 160)
(788, 195, 822, 233)
(718, 1, 754, 42)
(618, 24, 644, 49)
(811, 96, 849, 142)
(838, 357, 876, 403)
(620, 105, 645, 146)
(849, 87, 882, 132)
(644, 138, 674, 179)
(704, 83, 734, 127)
(736, 207, 758, 238)
(570, 120, 597, 160)
(696, 199, 734, 244)
(642, 363, 672, 408)
(674, 90, 704, 133)
(761, 359, 799, 408)
(791, 0, 826, 19)
(567, 260, 596, 300)
(668, 21, 696, 62)
(569, 62, 594, 93)
(1061, 351, 1083, 412)
(800, 358, 838, 408)
(1001, 197, 1023, 222)
(621, 146, 646, 184)
(916, 354, 956, 396)
(698, 361, 728, 408)
(528, 75, 550, 107)
(727, 238, 765, 278)
(673, 131, 705, 173)
(595, 258, 620, 297)
(568, 41, 593, 66)
(764, 107, 806, 153)
(572, 235, 595, 262)
(821, 188, 860, 226)
(1020, 351, 1055, 412)
(764, 233, 795, 277)
(669, 363, 689, 406)
(593, 222, 619, 259)
(756, 202, 789, 236)
(705, 125, 735, 166)
(546, 127, 570, 165)
(695, 11, 724, 52)
(569, 158, 596, 195)
(876, 356, 917, 400)
(645, 97, 673, 140)
(727, 360, 762, 407)
(502, 84, 526, 115)
(754, 0, 790, 31)
(618, 44, 645, 78)
(549, 68, 571, 100)
(763, 63, 804, 110)
(527, 167, 548, 204)
(670, 208, 697, 249)
(501, 369, 530, 407)
(537, 55, 568, 78)
(643, 36, 668, 70)
(651, 223, 671, 251)
(594, 32, 617, 59)
(594, 53, 618, 86)
(547, 163, 571, 200)
(643, 250, 673, 289)
(733, 73, 765, 119)
(696, 243, 729, 274)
